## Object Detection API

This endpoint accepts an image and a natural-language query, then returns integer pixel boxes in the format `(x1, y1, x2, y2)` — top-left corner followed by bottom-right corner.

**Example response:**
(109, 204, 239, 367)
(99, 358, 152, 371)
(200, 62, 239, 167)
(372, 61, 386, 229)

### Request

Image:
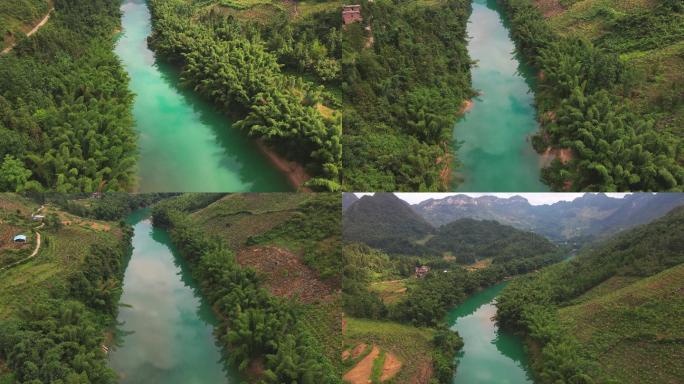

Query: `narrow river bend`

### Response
(447, 282, 533, 384)
(115, 0, 290, 192)
(454, 0, 548, 192)
(108, 208, 240, 383)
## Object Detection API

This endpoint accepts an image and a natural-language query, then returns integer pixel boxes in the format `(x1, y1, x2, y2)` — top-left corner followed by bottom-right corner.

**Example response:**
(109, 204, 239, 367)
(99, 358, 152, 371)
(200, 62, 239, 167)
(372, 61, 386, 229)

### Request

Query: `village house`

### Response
(342, 5, 362, 25)
(31, 215, 44, 222)
(13, 234, 27, 243)
(415, 265, 429, 278)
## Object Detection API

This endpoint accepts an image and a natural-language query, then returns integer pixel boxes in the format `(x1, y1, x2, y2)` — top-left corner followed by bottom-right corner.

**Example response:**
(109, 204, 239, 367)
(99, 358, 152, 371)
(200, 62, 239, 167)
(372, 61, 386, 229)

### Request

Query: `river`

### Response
(108, 208, 240, 383)
(115, 0, 291, 192)
(454, 0, 548, 192)
(446, 282, 533, 383)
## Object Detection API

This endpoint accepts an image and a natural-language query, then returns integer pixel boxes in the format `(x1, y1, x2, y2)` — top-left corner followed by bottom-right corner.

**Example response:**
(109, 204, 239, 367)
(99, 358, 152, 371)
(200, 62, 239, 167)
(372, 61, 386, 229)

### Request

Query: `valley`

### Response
(342, 192, 684, 383)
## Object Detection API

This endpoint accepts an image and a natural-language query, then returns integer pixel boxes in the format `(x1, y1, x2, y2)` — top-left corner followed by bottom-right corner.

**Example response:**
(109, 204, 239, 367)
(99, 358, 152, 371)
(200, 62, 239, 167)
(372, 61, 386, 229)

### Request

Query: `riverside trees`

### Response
(147, 0, 341, 191)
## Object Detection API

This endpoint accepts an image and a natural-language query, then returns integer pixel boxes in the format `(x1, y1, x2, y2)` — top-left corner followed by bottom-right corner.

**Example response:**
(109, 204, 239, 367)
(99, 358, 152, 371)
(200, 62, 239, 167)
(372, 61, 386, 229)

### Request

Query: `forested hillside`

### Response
(147, 0, 342, 191)
(501, 0, 684, 191)
(153, 193, 342, 383)
(0, 194, 132, 383)
(342, 0, 474, 191)
(0, 0, 136, 193)
(496, 205, 684, 383)
(426, 218, 557, 264)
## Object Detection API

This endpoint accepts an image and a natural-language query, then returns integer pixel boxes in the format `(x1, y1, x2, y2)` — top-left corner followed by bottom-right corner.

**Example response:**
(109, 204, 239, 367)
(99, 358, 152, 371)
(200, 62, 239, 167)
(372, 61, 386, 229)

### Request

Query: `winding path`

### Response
(1, 8, 54, 55)
(0, 206, 45, 273)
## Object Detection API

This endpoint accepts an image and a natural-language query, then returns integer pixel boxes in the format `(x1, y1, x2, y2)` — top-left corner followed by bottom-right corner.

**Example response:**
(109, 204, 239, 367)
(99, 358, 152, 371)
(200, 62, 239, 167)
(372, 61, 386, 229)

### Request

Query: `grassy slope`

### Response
(0, 0, 49, 50)
(559, 263, 684, 384)
(344, 317, 436, 384)
(542, 0, 684, 135)
(188, 193, 343, 373)
(190, 193, 313, 249)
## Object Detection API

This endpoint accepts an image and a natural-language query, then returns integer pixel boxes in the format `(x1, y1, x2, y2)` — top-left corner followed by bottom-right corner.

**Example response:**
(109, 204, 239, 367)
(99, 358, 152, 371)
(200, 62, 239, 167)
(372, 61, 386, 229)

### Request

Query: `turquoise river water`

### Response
(108, 208, 240, 383)
(454, 0, 548, 192)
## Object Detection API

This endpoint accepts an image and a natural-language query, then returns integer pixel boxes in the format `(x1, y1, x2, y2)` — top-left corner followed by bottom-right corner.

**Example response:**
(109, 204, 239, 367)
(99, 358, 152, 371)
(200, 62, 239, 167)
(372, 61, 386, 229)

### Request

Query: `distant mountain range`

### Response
(343, 193, 684, 242)
(342, 193, 557, 260)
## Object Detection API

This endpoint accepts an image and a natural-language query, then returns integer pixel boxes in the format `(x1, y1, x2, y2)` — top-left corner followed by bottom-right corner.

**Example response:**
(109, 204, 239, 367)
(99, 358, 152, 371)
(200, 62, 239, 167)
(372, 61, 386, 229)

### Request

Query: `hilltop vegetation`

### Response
(147, 0, 342, 191)
(501, 0, 684, 191)
(153, 193, 342, 383)
(0, 0, 136, 192)
(0, 194, 132, 383)
(496, 205, 684, 383)
(342, 193, 434, 255)
(342, 0, 474, 191)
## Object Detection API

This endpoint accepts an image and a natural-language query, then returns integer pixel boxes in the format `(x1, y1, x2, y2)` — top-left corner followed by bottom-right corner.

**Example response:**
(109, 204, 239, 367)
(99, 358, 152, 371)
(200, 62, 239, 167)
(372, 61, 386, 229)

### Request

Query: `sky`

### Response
(353, 193, 632, 206)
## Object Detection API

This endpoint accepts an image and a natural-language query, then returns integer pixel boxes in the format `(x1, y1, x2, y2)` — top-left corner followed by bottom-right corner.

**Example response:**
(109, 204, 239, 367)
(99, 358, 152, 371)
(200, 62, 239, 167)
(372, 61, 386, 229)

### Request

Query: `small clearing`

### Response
(237, 245, 332, 303)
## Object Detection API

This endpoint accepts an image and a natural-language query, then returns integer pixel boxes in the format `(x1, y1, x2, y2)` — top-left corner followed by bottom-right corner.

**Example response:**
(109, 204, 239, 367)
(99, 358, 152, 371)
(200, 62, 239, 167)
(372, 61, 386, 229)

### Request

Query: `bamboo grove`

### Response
(502, 0, 684, 191)
(147, 0, 342, 191)
(0, 0, 136, 193)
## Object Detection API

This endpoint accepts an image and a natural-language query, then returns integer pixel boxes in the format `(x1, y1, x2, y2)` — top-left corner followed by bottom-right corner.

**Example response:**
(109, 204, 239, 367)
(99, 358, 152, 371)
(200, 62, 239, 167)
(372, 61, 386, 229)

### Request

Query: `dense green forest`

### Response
(342, 0, 474, 191)
(147, 0, 342, 191)
(0, 195, 132, 383)
(152, 193, 341, 383)
(0, 0, 136, 193)
(496, 205, 684, 383)
(502, 0, 684, 191)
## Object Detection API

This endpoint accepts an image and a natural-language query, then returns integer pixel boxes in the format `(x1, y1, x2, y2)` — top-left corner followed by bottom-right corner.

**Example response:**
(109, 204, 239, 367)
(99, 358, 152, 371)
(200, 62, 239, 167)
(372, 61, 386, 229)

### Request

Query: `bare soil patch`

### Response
(256, 139, 311, 191)
(237, 245, 332, 303)
(534, 0, 565, 18)
(380, 352, 402, 381)
(343, 345, 380, 384)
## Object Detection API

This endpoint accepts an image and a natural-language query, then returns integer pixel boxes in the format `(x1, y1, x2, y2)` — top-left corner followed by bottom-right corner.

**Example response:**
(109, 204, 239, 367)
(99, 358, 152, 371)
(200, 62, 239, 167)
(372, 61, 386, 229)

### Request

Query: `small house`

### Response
(415, 265, 430, 278)
(342, 5, 362, 25)
(32, 215, 45, 221)
(13, 234, 27, 243)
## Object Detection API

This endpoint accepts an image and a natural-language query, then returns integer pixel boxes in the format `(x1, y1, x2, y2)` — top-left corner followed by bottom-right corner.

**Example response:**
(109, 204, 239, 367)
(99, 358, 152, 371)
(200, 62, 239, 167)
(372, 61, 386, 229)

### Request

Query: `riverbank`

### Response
(255, 140, 312, 191)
